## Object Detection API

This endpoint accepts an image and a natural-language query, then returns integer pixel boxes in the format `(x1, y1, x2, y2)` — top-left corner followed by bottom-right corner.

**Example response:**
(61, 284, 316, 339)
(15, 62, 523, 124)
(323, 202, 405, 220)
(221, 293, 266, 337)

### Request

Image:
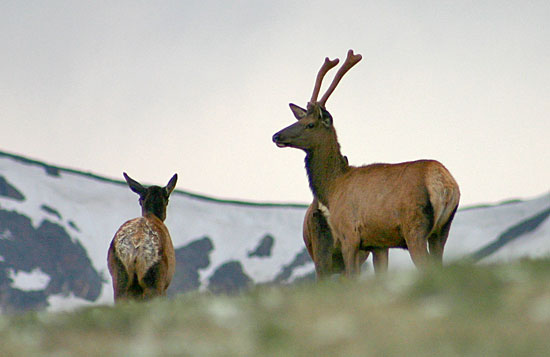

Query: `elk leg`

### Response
(428, 216, 453, 266)
(406, 238, 430, 269)
(142, 286, 162, 300)
(342, 242, 362, 277)
(403, 212, 434, 269)
(113, 279, 129, 303)
(126, 276, 144, 300)
(112, 271, 129, 302)
(311, 209, 338, 278)
(372, 248, 389, 275)
(331, 250, 347, 275)
(110, 255, 130, 303)
(140, 262, 163, 300)
(428, 233, 445, 266)
(315, 246, 337, 278)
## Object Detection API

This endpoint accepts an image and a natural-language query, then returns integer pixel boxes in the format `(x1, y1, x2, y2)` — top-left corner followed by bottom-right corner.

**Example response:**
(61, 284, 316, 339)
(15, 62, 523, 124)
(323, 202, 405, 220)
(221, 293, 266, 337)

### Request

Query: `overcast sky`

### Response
(2, 1, 549, 206)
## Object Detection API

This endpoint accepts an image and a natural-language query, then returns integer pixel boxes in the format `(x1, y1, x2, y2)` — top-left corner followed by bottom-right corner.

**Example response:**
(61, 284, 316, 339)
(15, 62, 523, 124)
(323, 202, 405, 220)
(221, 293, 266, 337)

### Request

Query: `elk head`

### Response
(123, 172, 178, 222)
(272, 49, 362, 152)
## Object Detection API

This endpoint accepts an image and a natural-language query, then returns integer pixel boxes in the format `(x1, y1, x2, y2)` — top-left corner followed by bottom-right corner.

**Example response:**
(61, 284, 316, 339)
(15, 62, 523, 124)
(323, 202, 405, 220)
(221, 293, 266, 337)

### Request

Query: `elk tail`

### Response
(426, 165, 461, 236)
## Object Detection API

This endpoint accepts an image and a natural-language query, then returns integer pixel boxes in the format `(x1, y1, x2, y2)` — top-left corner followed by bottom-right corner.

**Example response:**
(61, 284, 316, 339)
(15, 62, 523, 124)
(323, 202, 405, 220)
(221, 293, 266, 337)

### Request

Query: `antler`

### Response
(319, 49, 362, 106)
(309, 57, 340, 105)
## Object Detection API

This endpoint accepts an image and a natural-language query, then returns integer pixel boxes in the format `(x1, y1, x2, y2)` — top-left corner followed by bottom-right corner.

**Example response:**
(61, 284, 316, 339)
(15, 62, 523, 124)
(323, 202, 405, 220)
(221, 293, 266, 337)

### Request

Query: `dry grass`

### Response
(2, 259, 550, 356)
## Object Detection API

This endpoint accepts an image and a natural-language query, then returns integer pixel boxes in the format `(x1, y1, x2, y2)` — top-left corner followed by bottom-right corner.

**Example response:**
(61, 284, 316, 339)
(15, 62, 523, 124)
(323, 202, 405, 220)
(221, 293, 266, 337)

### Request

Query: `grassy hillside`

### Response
(2, 259, 550, 356)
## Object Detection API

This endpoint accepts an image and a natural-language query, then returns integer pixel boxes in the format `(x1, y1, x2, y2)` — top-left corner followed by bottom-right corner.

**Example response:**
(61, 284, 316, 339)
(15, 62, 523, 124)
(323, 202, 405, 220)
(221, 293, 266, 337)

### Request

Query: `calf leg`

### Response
(112, 272, 129, 302)
(109, 252, 130, 303)
(140, 262, 163, 300)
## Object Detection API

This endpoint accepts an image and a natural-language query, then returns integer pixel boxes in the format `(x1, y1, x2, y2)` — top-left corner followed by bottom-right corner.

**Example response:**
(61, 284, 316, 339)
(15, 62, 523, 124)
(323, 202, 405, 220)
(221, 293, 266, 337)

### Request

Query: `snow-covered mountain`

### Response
(0, 151, 548, 313)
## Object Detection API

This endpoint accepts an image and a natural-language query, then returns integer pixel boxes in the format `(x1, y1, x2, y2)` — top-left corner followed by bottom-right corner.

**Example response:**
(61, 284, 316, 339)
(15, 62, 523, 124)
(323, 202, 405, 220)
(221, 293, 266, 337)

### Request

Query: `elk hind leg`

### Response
(113, 272, 129, 302)
(404, 216, 432, 270)
(126, 273, 144, 300)
(109, 252, 131, 302)
(428, 211, 455, 266)
(141, 262, 164, 299)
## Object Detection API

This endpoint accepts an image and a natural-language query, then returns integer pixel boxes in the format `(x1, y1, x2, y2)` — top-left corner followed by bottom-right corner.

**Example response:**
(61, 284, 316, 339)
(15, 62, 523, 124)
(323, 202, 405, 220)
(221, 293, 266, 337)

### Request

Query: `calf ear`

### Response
(164, 174, 178, 196)
(123, 172, 146, 196)
(289, 103, 307, 120)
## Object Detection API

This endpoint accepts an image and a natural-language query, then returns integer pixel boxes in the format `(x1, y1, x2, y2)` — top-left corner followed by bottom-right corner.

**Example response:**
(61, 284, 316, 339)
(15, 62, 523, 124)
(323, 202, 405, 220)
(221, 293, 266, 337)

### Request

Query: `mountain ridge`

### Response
(0, 150, 548, 313)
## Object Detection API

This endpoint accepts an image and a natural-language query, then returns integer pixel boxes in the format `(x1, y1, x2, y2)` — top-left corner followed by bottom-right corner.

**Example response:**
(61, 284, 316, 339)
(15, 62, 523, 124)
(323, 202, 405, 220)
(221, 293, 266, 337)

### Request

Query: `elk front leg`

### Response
(372, 248, 389, 275)
(341, 239, 363, 277)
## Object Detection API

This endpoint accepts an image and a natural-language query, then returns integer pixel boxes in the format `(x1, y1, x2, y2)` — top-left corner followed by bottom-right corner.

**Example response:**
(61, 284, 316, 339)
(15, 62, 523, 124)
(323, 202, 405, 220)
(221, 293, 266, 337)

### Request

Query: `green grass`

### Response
(2, 259, 550, 356)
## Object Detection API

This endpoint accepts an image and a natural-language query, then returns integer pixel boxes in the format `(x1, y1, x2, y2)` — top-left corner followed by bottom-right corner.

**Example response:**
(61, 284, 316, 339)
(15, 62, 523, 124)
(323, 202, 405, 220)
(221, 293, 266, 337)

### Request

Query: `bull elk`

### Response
(107, 173, 177, 301)
(273, 50, 460, 276)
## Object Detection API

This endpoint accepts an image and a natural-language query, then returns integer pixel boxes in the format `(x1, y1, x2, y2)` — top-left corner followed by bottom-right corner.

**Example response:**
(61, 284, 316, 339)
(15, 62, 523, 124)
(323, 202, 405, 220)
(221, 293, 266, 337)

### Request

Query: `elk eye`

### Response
(306, 123, 315, 129)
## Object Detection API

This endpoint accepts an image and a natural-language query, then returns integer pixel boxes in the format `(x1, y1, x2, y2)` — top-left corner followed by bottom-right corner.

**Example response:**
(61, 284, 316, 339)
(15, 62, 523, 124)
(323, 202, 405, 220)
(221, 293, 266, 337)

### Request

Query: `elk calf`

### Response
(303, 198, 372, 278)
(107, 173, 177, 302)
(273, 50, 460, 276)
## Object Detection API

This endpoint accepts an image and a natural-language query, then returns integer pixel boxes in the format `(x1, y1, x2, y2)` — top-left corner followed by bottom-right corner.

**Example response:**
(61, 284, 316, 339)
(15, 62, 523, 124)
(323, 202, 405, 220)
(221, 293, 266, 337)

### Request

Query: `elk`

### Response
(107, 173, 177, 302)
(273, 50, 460, 276)
(303, 197, 370, 278)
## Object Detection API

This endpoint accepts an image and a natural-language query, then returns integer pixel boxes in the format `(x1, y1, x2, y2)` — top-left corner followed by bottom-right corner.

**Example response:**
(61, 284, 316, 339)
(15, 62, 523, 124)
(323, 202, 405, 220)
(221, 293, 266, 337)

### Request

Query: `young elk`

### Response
(107, 173, 177, 302)
(303, 197, 370, 278)
(273, 50, 460, 276)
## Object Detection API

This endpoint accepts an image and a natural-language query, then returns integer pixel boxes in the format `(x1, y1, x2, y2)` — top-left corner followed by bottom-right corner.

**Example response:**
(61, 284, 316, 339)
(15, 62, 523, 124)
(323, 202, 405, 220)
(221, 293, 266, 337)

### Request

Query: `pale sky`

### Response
(2, 1, 549, 207)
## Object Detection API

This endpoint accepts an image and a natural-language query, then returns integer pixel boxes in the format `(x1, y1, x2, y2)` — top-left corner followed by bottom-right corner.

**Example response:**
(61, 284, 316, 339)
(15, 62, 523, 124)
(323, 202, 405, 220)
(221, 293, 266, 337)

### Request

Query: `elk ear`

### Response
(320, 108, 333, 128)
(289, 103, 307, 120)
(124, 172, 146, 196)
(164, 174, 178, 196)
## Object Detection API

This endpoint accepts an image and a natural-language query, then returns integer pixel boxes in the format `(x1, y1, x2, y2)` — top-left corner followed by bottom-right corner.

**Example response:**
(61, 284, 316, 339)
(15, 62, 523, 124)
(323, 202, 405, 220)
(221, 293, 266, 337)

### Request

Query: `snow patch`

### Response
(8, 268, 51, 291)
(48, 293, 97, 312)
(1, 152, 549, 312)
(289, 262, 315, 282)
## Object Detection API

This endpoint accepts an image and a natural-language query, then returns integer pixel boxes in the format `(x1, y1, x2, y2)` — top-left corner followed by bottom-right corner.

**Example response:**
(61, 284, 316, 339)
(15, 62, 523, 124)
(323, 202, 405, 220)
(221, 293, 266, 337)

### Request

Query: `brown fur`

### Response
(303, 199, 372, 278)
(107, 173, 177, 302)
(328, 160, 459, 274)
(273, 50, 460, 276)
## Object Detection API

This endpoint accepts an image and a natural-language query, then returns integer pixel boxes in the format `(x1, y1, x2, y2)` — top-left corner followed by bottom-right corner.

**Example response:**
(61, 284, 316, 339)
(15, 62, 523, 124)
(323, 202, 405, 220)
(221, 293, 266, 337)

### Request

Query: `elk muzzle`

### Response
(272, 121, 305, 149)
(272, 132, 288, 148)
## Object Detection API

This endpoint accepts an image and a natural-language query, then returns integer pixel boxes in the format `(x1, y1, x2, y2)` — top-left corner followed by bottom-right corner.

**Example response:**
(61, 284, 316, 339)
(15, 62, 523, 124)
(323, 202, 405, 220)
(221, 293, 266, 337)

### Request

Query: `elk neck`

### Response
(142, 208, 166, 222)
(305, 133, 350, 207)
(141, 197, 167, 222)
